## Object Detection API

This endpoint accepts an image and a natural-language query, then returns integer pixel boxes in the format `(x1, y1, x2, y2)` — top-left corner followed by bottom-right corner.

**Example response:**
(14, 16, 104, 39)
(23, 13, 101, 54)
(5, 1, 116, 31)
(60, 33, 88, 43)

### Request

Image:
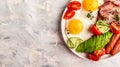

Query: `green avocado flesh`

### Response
(75, 31, 113, 53)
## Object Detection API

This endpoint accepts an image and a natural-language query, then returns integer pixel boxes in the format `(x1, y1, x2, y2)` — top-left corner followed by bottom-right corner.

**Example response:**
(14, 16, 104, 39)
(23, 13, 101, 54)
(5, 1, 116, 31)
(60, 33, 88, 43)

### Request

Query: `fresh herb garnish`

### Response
(86, 12, 94, 20)
(87, 13, 91, 18)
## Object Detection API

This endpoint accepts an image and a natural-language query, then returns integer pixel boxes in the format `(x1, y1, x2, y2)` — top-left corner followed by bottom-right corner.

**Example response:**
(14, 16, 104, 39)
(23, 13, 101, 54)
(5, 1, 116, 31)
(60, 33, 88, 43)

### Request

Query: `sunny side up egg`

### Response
(67, 0, 104, 41)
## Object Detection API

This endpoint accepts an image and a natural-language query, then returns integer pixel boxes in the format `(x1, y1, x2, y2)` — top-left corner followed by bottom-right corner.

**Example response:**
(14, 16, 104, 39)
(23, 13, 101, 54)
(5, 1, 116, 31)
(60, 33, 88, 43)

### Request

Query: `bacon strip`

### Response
(98, 2, 119, 23)
(104, 0, 120, 6)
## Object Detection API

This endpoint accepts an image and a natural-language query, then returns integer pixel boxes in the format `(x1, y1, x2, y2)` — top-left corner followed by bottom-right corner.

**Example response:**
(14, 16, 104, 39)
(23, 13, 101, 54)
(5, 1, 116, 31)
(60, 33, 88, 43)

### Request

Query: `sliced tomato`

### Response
(94, 48, 105, 57)
(67, 1, 81, 10)
(110, 22, 120, 34)
(91, 24, 102, 35)
(63, 10, 75, 20)
(88, 54, 99, 61)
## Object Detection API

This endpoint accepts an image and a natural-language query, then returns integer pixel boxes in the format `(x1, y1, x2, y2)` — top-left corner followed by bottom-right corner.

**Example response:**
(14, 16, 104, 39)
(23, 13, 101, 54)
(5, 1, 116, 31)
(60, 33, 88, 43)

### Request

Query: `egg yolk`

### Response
(83, 0, 98, 11)
(68, 19, 83, 34)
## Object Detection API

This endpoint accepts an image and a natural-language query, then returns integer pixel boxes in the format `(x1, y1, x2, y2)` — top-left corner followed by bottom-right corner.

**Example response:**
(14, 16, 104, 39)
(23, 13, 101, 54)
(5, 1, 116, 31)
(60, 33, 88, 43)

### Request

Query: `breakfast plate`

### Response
(61, 0, 120, 61)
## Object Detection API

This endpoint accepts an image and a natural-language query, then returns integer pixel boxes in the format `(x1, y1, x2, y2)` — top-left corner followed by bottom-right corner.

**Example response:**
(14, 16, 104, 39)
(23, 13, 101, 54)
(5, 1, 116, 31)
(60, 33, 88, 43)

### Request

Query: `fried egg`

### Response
(67, 0, 104, 41)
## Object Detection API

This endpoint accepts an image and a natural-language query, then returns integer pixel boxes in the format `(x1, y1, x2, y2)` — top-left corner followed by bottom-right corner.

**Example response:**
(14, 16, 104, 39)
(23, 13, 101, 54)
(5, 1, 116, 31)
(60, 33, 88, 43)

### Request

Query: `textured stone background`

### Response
(0, 0, 120, 67)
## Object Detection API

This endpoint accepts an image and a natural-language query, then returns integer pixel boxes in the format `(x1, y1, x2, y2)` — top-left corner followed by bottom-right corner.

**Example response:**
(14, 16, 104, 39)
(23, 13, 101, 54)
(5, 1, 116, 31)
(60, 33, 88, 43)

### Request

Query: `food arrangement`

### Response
(61, 0, 120, 61)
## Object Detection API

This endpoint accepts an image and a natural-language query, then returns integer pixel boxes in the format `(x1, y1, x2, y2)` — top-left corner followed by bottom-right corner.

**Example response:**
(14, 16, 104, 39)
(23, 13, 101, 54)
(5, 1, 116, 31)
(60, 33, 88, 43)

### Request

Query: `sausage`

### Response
(111, 38, 120, 55)
(105, 34, 120, 54)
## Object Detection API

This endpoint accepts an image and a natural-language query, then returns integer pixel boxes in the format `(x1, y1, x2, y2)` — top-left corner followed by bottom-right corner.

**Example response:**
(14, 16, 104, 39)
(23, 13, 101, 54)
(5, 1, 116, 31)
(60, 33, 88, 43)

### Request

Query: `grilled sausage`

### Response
(111, 38, 120, 55)
(105, 34, 120, 54)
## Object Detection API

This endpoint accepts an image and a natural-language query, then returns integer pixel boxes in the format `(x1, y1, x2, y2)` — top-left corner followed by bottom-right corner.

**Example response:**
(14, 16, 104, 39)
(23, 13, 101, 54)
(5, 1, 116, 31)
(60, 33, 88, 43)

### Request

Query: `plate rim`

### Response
(60, 0, 120, 61)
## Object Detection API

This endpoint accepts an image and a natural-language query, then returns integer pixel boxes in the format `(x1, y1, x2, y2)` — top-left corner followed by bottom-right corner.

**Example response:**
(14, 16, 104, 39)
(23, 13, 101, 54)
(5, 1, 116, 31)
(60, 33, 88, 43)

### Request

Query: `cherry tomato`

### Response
(63, 10, 75, 20)
(91, 24, 102, 35)
(94, 48, 105, 57)
(67, 1, 81, 10)
(88, 54, 99, 61)
(110, 22, 120, 34)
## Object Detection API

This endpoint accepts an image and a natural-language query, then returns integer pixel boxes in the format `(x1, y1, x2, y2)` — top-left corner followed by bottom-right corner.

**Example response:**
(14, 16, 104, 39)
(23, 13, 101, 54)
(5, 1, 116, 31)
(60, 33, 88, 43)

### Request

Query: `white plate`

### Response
(61, 0, 119, 60)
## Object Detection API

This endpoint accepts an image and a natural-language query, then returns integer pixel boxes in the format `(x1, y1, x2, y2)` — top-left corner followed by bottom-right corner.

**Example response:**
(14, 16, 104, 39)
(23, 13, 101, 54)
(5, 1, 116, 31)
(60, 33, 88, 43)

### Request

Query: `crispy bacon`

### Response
(98, 2, 119, 23)
(99, 2, 116, 17)
(104, 0, 120, 6)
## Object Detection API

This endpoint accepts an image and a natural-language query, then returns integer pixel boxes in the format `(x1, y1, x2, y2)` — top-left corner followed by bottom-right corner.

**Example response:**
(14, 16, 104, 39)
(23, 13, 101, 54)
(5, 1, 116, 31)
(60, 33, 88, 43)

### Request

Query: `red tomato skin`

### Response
(110, 22, 120, 34)
(88, 54, 99, 61)
(67, 1, 81, 10)
(91, 24, 102, 36)
(94, 48, 105, 57)
(63, 10, 75, 20)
